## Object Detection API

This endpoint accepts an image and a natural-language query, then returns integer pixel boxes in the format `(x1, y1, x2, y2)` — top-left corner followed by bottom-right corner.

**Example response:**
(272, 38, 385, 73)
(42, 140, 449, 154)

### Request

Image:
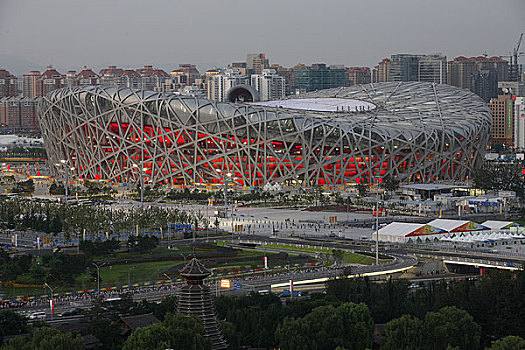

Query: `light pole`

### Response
(216, 169, 232, 218)
(374, 177, 382, 265)
(43, 282, 54, 296)
(133, 164, 148, 205)
(55, 160, 75, 202)
(43, 282, 55, 314)
(92, 262, 106, 298)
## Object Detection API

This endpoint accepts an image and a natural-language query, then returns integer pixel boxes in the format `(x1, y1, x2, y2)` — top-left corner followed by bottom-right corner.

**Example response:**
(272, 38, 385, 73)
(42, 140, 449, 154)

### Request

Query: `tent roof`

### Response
(481, 220, 520, 230)
(378, 222, 426, 237)
(378, 222, 445, 237)
(427, 219, 489, 232)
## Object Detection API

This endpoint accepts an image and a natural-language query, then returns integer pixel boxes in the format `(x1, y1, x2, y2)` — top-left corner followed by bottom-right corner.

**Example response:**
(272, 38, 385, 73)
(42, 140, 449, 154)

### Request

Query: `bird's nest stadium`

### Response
(38, 82, 491, 188)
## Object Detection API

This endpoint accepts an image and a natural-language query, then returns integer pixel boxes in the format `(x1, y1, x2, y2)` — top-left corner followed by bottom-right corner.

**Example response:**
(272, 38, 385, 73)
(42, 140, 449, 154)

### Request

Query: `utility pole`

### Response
(92, 262, 106, 298)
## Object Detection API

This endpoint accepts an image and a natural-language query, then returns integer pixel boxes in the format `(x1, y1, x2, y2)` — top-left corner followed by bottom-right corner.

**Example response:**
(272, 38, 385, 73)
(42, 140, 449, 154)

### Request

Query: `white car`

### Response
(28, 312, 47, 320)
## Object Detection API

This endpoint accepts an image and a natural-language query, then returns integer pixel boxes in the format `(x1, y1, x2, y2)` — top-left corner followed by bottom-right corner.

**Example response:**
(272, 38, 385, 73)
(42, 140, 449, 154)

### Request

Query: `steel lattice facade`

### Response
(38, 82, 491, 187)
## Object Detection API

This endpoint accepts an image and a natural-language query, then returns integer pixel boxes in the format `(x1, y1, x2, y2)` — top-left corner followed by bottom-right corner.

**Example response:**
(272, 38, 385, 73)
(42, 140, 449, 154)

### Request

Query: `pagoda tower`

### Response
(177, 258, 227, 350)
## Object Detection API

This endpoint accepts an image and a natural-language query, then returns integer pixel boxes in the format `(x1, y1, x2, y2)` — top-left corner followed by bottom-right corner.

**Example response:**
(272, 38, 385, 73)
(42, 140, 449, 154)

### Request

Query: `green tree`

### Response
(486, 336, 525, 350)
(383, 314, 424, 350)
(0, 311, 30, 345)
(1, 327, 84, 350)
(332, 249, 344, 266)
(275, 302, 374, 350)
(122, 312, 211, 350)
(423, 306, 481, 350)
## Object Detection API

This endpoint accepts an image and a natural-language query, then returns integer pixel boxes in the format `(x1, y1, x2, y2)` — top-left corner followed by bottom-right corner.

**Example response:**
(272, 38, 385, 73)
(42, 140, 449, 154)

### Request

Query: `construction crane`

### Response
(510, 33, 523, 82)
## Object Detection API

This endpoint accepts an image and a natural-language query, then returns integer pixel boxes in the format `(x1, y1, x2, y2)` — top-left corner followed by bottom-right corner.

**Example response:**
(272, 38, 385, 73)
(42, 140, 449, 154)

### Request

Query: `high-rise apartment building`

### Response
(372, 58, 390, 83)
(514, 97, 525, 150)
(173, 64, 201, 85)
(489, 95, 514, 146)
(346, 67, 371, 86)
(36, 67, 64, 97)
(447, 57, 477, 90)
(207, 69, 248, 101)
(75, 68, 99, 86)
(389, 54, 423, 82)
(246, 53, 269, 75)
(294, 64, 347, 92)
(0, 68, 18, 98)
(448, 56, 509, 92)
(251, 69, 285, 101)
(22, 71, 41, 98)
(0, 97, 40, 131)
(136, 65, 169, 91)
(120, 70, 142, 89)
(99, 66, 124, 86)
(418, 54, 447, 84)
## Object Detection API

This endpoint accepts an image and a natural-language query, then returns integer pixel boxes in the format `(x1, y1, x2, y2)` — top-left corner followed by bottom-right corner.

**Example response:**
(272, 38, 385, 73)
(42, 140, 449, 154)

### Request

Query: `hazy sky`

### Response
(1, 0, 524, 75)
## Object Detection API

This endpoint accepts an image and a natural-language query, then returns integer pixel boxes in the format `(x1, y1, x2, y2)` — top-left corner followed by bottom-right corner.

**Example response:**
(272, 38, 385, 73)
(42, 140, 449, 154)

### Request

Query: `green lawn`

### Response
(99, 260, 180, 286)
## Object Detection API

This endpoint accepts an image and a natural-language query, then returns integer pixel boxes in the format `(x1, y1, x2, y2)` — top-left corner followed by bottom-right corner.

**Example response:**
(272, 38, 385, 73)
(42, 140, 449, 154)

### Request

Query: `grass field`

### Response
(99, 260, 180, 286)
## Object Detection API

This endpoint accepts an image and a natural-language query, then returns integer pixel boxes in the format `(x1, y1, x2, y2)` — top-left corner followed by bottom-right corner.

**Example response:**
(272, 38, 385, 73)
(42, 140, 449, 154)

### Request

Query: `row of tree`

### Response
(0, 197, 204, 237)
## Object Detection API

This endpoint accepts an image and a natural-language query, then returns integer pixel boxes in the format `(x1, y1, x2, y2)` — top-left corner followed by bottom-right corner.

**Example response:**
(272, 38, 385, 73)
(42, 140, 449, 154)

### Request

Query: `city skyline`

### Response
(1, 0, 523, 75)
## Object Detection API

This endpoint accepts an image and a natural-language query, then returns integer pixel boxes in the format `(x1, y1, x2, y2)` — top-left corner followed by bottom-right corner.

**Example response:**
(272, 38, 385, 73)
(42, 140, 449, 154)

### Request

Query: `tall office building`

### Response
(418, 54, 447, 84)
(489, 95, 514, 147)
(207, 69, 248, 101)
(514, 97, 525, 150)
(472, 69, 498, 102)
(294, 64, 347, 92)
(389, 54, 423, 82)
(0, 68, 18, 98)
(372, 58, 390, 83)
(251, 69, 285, 101)
(246, 53, 269, 75)
(346, 67, 371, 85)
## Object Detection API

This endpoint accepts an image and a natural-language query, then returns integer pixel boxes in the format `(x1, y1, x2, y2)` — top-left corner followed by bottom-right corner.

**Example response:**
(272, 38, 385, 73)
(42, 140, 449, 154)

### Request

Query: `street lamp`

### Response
(55, 160, 75, 201)
(92, 262, 106, 298)
(43, 282, 55, 314)
(132, 164, 148, 205)
(216, 169, 232, 218)
(43, 282, 54, 296)
(374, 176, 383, 265)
